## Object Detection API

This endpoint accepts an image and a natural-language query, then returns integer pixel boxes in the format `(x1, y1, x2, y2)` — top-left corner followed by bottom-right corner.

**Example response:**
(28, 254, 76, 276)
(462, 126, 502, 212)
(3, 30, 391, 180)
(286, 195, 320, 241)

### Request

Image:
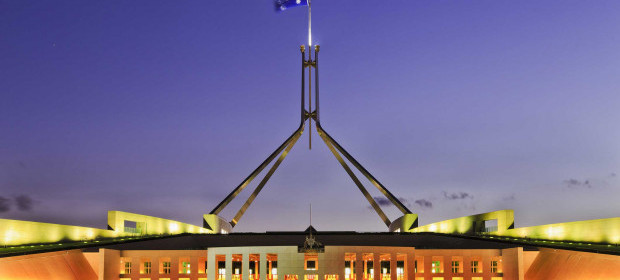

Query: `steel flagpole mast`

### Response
(307, 0, 312, 149)
(308, 0, 311, 47)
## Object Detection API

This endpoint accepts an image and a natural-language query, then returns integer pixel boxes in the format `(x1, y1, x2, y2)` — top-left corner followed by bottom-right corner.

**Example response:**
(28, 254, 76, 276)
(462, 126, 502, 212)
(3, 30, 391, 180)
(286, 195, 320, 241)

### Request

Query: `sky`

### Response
(1, 0, 619, 232)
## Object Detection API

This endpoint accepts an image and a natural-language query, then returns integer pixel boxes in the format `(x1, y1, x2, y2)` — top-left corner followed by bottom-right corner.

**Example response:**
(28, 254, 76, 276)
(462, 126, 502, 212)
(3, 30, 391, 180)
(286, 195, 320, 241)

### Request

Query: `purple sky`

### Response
(1, 1, 619, 232)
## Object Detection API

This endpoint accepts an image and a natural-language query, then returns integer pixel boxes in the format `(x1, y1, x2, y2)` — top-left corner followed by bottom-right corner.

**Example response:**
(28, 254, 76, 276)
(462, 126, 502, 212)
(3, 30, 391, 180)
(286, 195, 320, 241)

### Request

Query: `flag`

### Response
(275, 0, 308, 12)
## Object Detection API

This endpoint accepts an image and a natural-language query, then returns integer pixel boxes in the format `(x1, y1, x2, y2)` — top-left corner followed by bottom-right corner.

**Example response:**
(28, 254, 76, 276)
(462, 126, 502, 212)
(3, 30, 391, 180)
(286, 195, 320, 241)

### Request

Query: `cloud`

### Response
(611, 172, 617, 178)
(414, 199, 433, 209)
(15, 195, 35, 211)
(502, 194, 516, 201)
(371, 196, 410, 207)
(0, 196, 11, 212)
(442, 191, 473, 200)
(373, 196, 391, 206)
(563, 178, 592, 188)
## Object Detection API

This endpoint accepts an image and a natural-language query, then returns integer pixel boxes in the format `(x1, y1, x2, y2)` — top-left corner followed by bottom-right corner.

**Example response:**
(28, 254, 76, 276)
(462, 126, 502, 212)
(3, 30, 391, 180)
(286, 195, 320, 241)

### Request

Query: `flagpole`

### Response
(308, 0, 312, 150)
(308, 0, 311, 47)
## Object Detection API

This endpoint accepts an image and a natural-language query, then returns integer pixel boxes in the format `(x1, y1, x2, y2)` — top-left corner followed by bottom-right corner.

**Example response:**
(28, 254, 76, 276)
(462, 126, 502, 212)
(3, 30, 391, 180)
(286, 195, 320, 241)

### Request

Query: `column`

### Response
(390, 254, 397, 280)
(406, 253, 415, 280)
(373, 254, 380, 280)
(355, 254, 363, 280)
(243, 254, 250, 280)
(260, 254, 268, 280)
(226, 254, 233, 280)
(207, 253, 215, 280)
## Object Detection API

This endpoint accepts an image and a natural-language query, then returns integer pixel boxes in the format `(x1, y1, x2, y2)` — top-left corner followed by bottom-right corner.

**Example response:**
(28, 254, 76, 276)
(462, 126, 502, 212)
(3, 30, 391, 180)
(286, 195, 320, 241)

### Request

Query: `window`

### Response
(218, 261, 227, 280)
(491, 258, 502, 273)
(198, 257, 207, 274)
(431, 257, 443, 273)
(232, 254, 243, 280)
(305, 254, 318, 270)
(268, 254, 278, 280)
(491, 260, 498, 273)
(143, 261, 152, 274)
(181, 261, 191, 274)
(217, 255, 226, 280)
(451, 261, 459, 273)
(179, 257, 191, 274)
(431, 261, 441, 273)
(120, 258, 132, 274)
(470, 261, 480, 273)
(415, 257, 424, 273)
(307, 260, 317, 270)
(380, 259, 391, 279)
(396, 261, 404, 280)
(325, 275, 338, 280)
(163, 261, 172, 274)
(450, 257, 462, 274)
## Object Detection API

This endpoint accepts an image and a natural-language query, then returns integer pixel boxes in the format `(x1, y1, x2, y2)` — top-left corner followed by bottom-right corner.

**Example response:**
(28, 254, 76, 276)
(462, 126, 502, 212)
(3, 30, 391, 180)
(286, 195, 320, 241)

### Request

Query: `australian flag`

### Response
(275, 0, 308, 12)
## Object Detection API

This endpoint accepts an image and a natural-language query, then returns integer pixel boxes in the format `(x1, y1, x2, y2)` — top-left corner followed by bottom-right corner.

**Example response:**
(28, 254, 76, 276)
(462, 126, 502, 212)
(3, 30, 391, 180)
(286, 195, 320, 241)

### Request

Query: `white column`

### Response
(226, 254, 233, 280)
(243, 254, 250, 280)
(260, 254, 268, 280)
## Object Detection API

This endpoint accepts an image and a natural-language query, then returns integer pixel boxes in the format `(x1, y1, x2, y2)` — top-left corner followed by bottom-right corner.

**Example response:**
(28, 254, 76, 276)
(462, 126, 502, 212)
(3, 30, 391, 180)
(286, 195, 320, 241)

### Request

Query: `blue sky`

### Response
(1, 0, 619, 232)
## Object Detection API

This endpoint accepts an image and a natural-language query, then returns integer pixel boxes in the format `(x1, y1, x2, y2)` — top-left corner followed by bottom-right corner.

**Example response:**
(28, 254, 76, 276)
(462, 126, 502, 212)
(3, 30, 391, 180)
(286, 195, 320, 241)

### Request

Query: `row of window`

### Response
(120, 255, 502, 276)
(120, 257, 201, 275)
(415, 258, 502, 274)
(119, 276, 503, 280)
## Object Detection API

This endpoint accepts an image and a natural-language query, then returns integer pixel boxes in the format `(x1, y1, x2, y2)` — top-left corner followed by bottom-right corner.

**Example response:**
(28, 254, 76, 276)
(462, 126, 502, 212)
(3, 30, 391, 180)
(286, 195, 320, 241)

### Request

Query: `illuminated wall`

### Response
(0, 211, 211, 246)
(108, 211, 211, 236)
(407, 209, 620, 244)
(496, 217, 620, 244)
(409, 210, 515, 235)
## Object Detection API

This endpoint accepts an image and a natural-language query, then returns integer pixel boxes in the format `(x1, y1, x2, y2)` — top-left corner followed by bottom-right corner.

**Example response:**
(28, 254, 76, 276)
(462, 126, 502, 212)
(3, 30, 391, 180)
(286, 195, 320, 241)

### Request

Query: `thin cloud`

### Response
(373, 196, 391, 206)
(502, 194, 516, 201)
(442, 191, 474, 200)
(371, 196, 410, 207)
(414, 199, 433, 209)
(564, 178, 592, 188)
(15, 194, 35, 211)
(0, 196, 11, 212)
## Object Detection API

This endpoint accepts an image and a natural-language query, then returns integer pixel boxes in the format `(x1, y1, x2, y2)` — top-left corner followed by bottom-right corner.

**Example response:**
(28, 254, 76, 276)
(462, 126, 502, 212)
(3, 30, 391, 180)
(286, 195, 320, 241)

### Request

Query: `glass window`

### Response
(181, 261, 191, 274)
(451, 261, 459, 273)
(163, 261, 171, 274)
(491, 260, 498, 273)
(144, 261, 152, 274)
(305, 254, 318, 270)
(121, 259, 132, 274)
(431, 260, 443, 274)
(431, 261, 440, 273)
(470, 261, 480, 273)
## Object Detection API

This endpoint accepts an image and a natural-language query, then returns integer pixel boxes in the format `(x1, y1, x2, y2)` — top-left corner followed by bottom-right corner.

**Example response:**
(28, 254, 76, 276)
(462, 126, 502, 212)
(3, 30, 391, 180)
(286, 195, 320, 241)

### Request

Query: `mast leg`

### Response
(316, 125, 391, 227)
(210, 124, 305, 215)
(318, 124, 412, 214)
(230, 127, 304, 227)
